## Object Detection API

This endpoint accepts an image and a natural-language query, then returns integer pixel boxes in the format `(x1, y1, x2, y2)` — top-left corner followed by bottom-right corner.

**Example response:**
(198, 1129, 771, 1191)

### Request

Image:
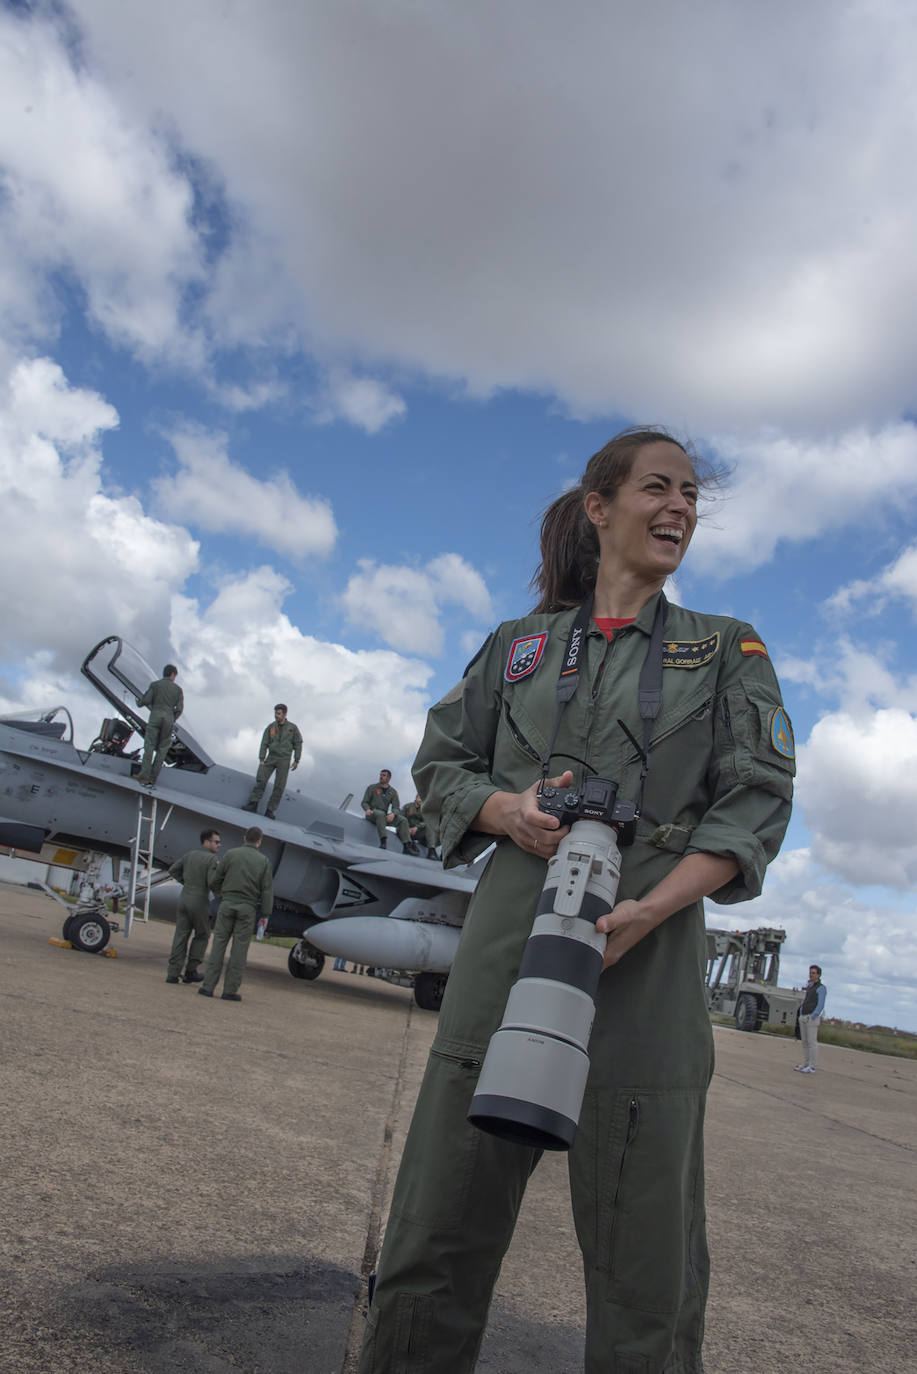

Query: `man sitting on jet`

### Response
(362, 769, 416, 852)
(243, 703, 303, 820)
(136, 664, 183, 786)
(404, 794, 438, 861)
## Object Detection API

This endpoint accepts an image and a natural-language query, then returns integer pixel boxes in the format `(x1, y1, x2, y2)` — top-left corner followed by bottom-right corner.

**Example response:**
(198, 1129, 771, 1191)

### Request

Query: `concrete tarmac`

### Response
(0, 883, 914, 1373)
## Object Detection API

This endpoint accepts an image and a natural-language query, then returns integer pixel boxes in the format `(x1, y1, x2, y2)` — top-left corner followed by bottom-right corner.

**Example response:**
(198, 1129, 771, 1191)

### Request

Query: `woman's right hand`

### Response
(473, 770, 574, 860)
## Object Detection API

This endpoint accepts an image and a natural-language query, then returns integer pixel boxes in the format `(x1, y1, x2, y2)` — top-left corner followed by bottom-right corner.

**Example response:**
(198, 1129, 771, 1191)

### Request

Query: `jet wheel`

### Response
(414, 971, 448, 1012)
(288, 941, 324, 981)
(69, 912, 112, 954)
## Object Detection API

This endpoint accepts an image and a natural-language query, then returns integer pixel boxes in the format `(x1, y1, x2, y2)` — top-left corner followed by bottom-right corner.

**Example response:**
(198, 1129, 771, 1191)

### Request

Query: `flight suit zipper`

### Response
(430, 1047, 482, 1070)
(607, 1096, 640, 1251)
(501, 702, 542, 763)
(582, 631, 617, 776)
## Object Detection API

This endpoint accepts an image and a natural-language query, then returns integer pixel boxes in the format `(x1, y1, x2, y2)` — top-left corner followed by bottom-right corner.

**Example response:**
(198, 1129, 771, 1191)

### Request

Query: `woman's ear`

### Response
(583, 491, 607, 528)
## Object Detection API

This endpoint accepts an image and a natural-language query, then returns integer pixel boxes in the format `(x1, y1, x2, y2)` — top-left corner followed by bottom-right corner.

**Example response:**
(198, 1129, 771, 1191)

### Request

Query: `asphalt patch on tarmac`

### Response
(477, 1304, 584, 1372)
(50, 1255, 586, 1373)
(58, 1254, 357, 1373)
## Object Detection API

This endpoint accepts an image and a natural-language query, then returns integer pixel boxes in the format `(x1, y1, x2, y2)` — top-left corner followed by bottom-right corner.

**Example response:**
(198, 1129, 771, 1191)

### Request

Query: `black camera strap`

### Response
(540, 591, 668, 816)
(633, 591, 668, 813)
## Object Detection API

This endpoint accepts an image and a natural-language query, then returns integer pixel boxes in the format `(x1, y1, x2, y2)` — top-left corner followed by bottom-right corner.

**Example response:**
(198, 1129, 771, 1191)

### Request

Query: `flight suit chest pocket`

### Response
(494, 692, 550, 775)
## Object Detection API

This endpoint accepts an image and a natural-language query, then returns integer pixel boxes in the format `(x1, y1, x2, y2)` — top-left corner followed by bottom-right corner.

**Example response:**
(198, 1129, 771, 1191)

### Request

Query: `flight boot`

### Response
(183, 969, 205, 984)
(379, 836, 387, 849)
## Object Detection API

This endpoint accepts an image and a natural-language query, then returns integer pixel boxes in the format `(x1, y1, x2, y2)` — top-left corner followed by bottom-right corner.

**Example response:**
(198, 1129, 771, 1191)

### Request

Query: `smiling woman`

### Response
(359, 426, 795, 1374)
(532, 427, 722, 615)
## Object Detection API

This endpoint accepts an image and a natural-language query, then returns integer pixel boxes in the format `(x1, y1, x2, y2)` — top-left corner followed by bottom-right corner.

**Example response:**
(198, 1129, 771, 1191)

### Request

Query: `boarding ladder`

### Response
(125, 792, 173, 937)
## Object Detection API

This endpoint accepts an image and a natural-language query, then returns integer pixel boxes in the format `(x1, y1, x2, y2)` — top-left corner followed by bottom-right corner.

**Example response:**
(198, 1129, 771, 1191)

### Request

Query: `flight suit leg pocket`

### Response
(391, 1048, 535, 1233)
(360, 1292, 436, 1373)
(572, 1088, 707, 1316)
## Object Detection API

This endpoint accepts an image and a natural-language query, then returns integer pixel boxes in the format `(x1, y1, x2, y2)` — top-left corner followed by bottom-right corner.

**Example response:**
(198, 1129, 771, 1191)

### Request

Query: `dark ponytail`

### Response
(531, 426, 713, 613)
(532, 489, 600, 612)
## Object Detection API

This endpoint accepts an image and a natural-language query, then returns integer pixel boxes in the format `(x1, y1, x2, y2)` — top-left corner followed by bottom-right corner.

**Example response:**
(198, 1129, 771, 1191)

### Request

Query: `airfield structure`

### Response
(705, 926, 805, 1032)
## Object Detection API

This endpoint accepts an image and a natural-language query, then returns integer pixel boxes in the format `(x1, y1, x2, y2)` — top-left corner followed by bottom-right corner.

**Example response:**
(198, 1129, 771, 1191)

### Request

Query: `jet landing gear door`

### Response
(81, 636, 214, 773)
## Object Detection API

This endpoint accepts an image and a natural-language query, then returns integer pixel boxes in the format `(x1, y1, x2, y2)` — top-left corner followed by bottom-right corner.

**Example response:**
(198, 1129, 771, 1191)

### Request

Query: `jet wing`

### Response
(346, 857, 479, 893)
(129, 775, 480, 894)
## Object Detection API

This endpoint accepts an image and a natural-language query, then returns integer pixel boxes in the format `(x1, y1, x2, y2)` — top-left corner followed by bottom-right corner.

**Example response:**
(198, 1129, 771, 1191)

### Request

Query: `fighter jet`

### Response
(0, 635, 483, 1010)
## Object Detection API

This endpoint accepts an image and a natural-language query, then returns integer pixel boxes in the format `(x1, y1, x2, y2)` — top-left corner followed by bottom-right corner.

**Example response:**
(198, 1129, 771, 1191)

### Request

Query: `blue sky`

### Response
(1, 0, 916, 1029)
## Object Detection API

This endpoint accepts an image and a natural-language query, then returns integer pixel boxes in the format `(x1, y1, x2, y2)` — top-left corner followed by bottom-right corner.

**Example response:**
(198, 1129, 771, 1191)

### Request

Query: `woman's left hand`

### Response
(595, 900, 655, 969)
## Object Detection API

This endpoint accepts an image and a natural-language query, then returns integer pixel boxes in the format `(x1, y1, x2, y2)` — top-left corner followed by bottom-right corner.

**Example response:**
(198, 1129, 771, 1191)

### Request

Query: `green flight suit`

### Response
(403, 799, 429, 846)
(246, 718, 303, 816)
(202, 842, 273, 996)
(166, 847, 219, 978)
(361, 783, 411, 846)
(359, 595, 794, 1374)
(137, 676, 183, 784)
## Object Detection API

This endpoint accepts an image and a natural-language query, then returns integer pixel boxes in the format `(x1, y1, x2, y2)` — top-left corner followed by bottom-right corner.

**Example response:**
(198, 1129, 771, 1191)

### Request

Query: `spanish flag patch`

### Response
(740, 638, 768, 658)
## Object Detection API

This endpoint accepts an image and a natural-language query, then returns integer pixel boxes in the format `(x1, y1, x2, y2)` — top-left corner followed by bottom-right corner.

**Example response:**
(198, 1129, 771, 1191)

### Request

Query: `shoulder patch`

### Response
(505, 632, 549, 683)
(662, 633, 719, 669)
(770, 706, 795, 759)
(740, 638, 768, 658)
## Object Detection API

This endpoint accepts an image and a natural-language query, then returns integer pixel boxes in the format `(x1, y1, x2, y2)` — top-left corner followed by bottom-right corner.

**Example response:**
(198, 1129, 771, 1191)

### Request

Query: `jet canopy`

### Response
(0, 706, 74, 743)
(81, 636, 213, 772)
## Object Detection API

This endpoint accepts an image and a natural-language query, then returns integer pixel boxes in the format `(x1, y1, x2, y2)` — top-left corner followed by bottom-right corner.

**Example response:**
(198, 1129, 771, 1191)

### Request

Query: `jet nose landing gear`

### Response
(288, 939, 325, 981)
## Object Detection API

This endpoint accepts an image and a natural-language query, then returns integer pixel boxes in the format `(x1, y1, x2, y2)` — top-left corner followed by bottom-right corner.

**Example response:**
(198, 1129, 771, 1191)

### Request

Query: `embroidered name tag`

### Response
(662, 633, 719, 669)
(505, 633, 548, 682)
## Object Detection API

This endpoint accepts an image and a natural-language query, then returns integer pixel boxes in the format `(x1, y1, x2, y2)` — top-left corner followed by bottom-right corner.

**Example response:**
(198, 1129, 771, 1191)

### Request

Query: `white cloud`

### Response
(341, 555, 493, 654)
(690, 424, 917, 577)
(0, 10, 205, 365)
(154, 426, 337, 559)
(721, 847, 917, 1031)
(0, 356, 198, 665)
(778, 639, 917, 717)
(795, 709, 917, 889)
(169, 568, 432, 800)
(828, 543, 917, 619)
(315, 370, 406, 434)
(0, 563, 437, 818)
(47, 0, 917, 430)
(427, 554, 493, 621)
(207, 377, 288, 414)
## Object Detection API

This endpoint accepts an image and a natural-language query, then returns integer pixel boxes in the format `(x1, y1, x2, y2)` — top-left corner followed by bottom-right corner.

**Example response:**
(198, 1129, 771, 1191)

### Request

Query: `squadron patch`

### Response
(770, 706, 795, 759)
(661, 633, 719, 669)
(505, 633, 548, 682)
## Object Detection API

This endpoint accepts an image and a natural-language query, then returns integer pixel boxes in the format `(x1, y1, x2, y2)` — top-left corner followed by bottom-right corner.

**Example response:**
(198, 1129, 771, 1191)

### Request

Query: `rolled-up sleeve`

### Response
(413, 632, 505, 868)
(687, 624, 795, 903)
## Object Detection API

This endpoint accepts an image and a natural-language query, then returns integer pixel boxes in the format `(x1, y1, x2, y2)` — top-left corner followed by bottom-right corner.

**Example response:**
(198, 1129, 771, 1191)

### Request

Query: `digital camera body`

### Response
(538, 776, 637, 845)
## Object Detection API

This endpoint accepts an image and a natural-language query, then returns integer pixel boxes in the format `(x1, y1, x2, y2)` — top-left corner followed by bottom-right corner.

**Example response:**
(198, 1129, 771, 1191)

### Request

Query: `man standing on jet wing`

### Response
(199, 826, 273, 1002)
(136, 664, 183, 786)
(243, 704, 303, 820)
